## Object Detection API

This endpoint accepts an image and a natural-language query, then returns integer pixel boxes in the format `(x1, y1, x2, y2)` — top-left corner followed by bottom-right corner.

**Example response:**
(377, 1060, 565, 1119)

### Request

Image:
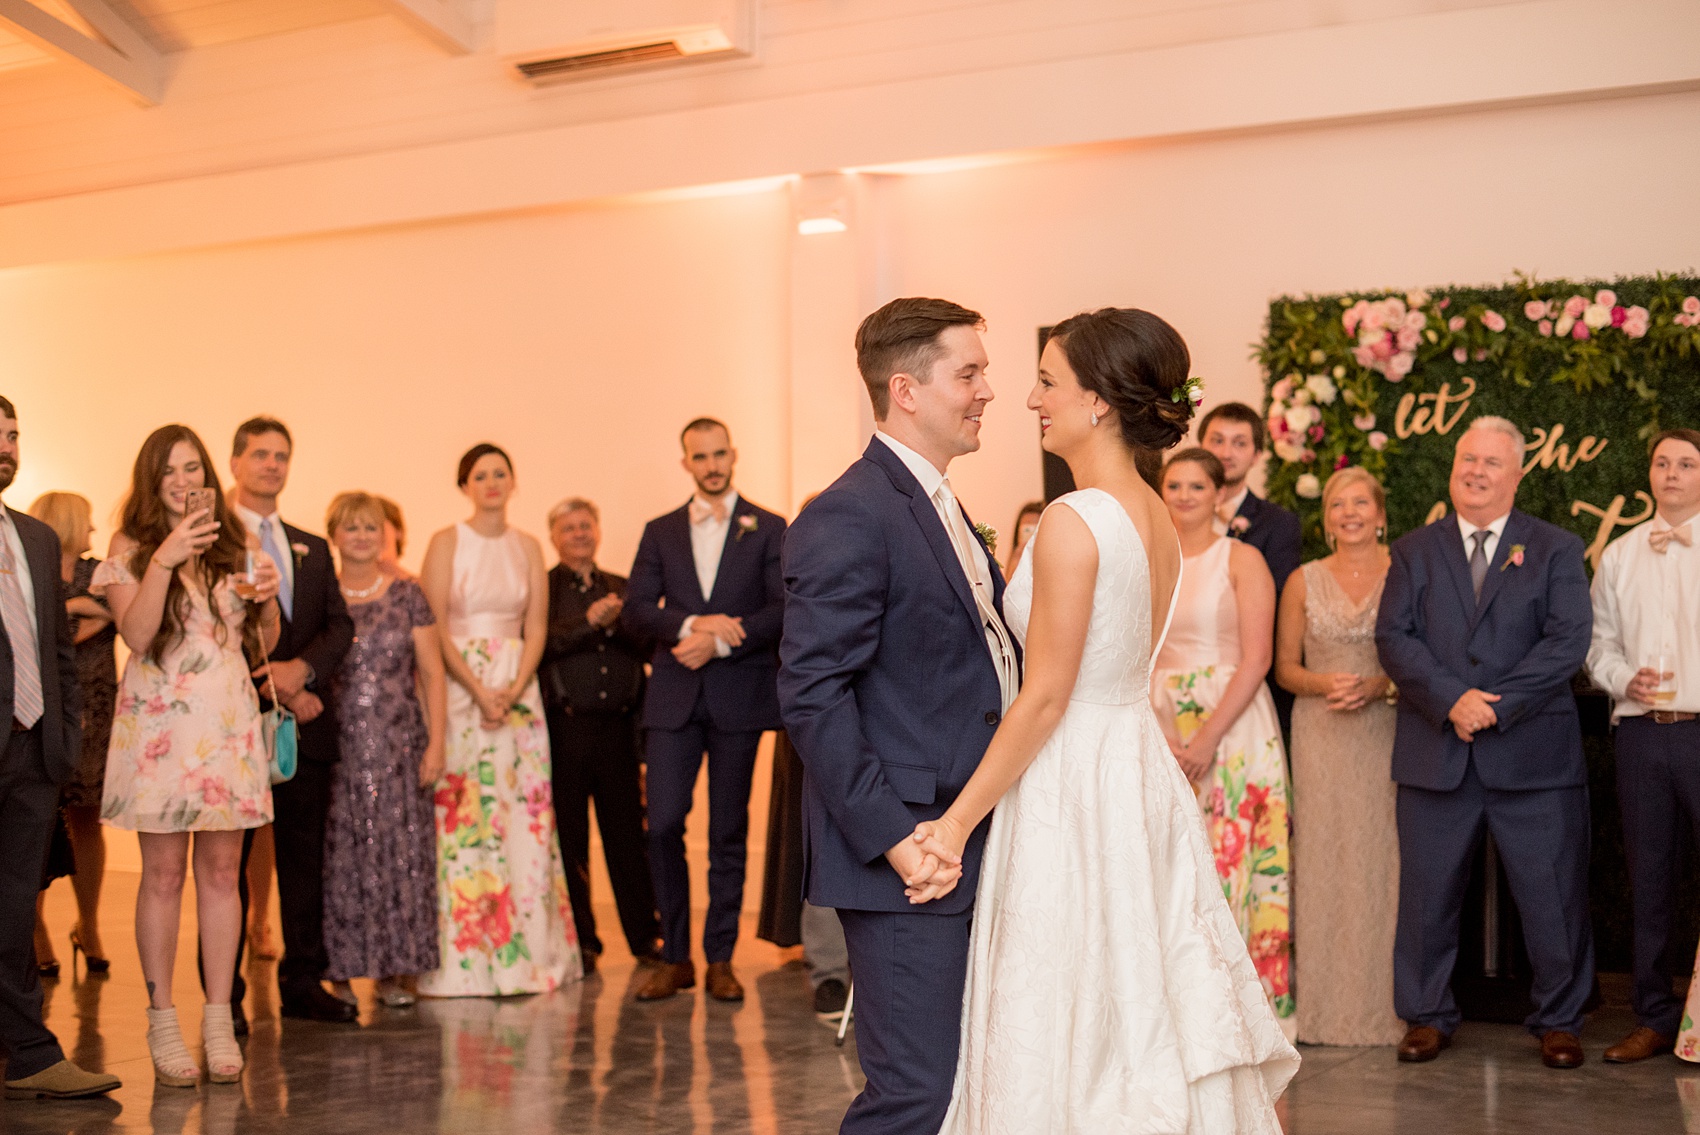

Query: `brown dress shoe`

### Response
(705, 962, 745, 1002)
(634, 960, 695, 1001)
(1603, 1026, 1674, 1063)
(1397, 1025, 1451, 1062)
(1541, 1030, 1585, 1069)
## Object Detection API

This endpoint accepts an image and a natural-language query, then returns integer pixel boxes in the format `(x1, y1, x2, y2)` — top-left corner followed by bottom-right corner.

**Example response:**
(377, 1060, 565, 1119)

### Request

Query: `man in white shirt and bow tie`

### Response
(624, 419, 787, 1003)
(1588, 427, 1700, 1064)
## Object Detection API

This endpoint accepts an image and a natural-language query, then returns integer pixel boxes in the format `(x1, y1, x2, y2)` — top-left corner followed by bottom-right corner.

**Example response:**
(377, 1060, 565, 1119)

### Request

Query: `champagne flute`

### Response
(233, 547, 260, 601)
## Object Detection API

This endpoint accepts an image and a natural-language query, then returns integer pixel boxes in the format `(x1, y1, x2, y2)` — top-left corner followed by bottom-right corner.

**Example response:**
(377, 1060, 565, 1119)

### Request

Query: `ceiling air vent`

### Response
(516, 40, 684, 82)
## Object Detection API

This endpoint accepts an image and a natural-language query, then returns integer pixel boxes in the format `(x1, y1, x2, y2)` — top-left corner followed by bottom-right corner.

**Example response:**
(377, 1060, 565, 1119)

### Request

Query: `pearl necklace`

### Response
(340, 576, 384, 600)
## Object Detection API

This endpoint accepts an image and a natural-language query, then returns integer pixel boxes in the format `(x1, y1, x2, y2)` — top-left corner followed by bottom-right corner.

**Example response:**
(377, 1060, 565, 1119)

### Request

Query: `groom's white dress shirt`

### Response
(875, 431, 1018, 710)
(679, 489, 738, 659)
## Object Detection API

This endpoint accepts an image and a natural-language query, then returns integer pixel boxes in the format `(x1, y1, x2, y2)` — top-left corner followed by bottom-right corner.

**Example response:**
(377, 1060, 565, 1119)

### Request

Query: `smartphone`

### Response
(184, 487, 217, 521)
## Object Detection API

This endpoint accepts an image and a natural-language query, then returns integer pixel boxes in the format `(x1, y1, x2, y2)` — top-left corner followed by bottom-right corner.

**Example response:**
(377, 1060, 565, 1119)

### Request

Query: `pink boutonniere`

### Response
(290, 541, 309, 568)
(734, 514, 759, 542)
(1228, 516, 1251, 537)
(1500, 544, 1525, 571)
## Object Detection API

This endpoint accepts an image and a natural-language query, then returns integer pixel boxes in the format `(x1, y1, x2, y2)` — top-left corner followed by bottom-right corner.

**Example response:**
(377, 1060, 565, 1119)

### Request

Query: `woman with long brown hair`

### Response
(93, 425, 281, 1087)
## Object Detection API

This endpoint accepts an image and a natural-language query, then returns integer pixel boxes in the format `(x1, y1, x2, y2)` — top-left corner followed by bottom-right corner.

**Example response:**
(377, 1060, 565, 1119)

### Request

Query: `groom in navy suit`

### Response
(1375, 416, 1595, 1069)
(624, 418, 786, 1003)
(780, 298, 1018, 1135)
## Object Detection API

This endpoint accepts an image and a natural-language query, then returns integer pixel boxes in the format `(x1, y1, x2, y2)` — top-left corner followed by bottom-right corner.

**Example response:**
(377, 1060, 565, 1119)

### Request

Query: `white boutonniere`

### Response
(1228, 516, 1251, 538)
(972, 522, 998, 557)
(290, 542, 309, 569)
(735, 514, 758, 542)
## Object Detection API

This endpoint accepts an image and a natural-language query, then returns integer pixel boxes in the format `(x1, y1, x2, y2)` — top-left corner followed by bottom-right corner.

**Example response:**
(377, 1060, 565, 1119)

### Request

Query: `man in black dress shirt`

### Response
(541, 498, 661, 975)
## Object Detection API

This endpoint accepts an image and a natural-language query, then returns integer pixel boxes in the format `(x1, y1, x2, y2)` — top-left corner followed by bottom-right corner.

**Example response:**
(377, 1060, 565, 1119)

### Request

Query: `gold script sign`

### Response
(1394, 376, 1477, 438)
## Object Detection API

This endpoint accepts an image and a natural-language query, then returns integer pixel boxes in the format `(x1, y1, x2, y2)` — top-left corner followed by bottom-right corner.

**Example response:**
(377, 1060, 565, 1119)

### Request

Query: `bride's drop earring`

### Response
(1089, 410, 1100, 427)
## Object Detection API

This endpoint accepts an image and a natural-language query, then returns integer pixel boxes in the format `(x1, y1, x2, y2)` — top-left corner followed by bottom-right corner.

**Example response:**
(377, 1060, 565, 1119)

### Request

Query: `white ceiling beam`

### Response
(0, 0, 163, 104)
(383, 0, 476, 54)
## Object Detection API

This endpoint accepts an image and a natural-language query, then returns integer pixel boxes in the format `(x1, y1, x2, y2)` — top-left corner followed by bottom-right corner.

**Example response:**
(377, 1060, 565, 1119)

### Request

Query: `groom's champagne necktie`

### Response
(1469, 530, 1490, 602)
(935, 478, 1019, 713)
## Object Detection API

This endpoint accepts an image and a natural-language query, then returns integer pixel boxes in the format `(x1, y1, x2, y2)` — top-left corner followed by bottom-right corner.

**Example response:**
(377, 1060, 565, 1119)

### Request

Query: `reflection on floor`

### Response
(12, 871, 1700, 1133)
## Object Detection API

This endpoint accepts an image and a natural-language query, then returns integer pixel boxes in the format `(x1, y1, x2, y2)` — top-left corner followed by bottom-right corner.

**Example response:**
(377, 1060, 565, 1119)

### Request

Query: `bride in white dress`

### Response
(913, 308, 1299, 1134)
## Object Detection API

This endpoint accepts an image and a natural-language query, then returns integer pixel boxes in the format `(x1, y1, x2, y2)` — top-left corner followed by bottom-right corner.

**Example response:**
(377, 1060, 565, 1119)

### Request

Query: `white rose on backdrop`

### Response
(1406, 289, 1430, 309)
(1295, 473, 1323, 499)
(1274, 439, 1308, 463)
(1292, 388, 1313, 406)
(1583, 303, 1612, 330)
(1555, 314, 1576, 338)
(1304, 374, 1338, 404)
(1284, 405, 1316, 434)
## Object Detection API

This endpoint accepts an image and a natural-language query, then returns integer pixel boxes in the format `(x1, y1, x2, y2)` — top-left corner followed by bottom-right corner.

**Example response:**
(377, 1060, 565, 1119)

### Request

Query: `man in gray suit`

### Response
(0, 396, 120, 1100)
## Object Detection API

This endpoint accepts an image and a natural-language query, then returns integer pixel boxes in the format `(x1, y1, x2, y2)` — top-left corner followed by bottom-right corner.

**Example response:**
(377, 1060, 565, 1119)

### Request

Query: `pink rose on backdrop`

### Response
(1571, 322, 1591, 340)
(1396, 326, 1421, 351)
(1538, 319, 1554, 336)
(1352, 344, 1375, 368)
(1610, 305, 1627, 327)
(1342, 301, 1365, 335)
(1438, 298, 1451, 310)
(1524, 300, 1547, 321)
(1473, 348, 1489, 361)
(1683, 296, 1700, 315)
(1387, 352, 1414, 379)
(1623, 306, 1650, 337)
(1453, 347, 1468, 363)
(1353, 412, 1376, 430)
(1368, 431, 1389, 451)
(1546, 299, 1562, 318)
(1404, 310, 1427, 331)
(1308, 425, 1325, 443)
(1271, 376, 1295, 402)
(1482, 310, 1507, 332)
(1448, 315, 1466, 332)
(1563, 295, 1587, 319)
(1595, 288, 1617, 307)
(1334, 454, 1350, 470)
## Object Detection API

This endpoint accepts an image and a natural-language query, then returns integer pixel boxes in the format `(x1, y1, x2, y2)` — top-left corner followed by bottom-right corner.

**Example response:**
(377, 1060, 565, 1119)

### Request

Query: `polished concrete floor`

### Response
(10, 870, 1700, 1133)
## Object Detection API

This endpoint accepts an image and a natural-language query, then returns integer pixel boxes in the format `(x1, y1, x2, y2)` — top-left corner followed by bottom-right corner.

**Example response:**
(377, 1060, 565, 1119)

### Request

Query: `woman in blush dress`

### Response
(97, 425, 281, 1086)
(1275, 466, 1403, 1047)
(1152, 446, 1295, 1039)
(418, 444, 578, 996)
(914, 309, 1296, 1134)
(322, 493, 447, 1009)
(28, 492, 117, 977)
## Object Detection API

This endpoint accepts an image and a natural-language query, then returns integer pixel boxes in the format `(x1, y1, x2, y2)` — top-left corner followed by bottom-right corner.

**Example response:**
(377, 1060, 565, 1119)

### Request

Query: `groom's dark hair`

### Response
(855, 298, 984, 419)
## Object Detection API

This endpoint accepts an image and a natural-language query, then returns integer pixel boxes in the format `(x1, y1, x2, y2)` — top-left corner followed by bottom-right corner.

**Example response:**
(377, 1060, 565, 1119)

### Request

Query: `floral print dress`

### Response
(417, 524, 578, 997)
(1151, 536, 1295, 1035)
(93, 557, 272, 833)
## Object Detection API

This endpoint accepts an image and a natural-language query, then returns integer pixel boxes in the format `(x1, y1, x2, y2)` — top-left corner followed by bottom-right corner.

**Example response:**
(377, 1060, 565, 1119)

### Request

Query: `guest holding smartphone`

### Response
(97, 425, 280, 1086)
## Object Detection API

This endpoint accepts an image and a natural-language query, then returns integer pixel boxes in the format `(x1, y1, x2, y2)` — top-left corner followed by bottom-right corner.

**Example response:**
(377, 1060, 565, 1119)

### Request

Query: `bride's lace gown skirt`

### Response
(941, 490, 1298, 1135)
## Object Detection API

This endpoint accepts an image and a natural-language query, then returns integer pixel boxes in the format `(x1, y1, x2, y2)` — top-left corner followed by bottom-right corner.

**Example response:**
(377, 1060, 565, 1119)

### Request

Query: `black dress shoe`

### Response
(281, 985, 359, 1023)
(231, 1000, 249, 1038)
(813, 979, 848, 1020)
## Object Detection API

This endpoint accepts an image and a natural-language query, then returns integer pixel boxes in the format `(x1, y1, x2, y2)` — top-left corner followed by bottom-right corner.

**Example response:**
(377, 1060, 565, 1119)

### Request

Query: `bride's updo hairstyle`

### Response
(1046, 308, 1194, 454)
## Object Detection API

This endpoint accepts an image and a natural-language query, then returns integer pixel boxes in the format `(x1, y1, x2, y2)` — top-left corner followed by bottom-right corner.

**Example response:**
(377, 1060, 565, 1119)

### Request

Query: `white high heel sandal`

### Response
(146, 1006, 200, 1088)
(201, 1004, 243, 1084)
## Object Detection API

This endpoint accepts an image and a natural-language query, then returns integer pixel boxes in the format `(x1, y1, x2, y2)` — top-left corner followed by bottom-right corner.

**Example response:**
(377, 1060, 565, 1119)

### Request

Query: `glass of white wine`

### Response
(233, 548, 260, 602)
(1648, 654, 1677, 706)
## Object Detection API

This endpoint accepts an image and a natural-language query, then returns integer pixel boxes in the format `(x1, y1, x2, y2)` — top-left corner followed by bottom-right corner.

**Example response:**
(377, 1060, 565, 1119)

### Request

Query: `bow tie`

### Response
(1650, 523, 1693, 554)
(689, 498, 728, 526)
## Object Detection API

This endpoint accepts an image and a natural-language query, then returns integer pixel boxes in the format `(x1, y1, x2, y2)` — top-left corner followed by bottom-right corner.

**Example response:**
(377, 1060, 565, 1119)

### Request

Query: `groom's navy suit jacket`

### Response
(779, 439, 1013, 915)
(1375, 508, 1592, 792)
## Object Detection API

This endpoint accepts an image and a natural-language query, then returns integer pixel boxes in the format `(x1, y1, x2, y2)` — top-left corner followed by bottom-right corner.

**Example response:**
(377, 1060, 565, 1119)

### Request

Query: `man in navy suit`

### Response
(780, 298, 1018, 1135)
(1375, 416, 1595, 1069)
(624, 418, 786, 1003)
(1200, 403, 1302, 735)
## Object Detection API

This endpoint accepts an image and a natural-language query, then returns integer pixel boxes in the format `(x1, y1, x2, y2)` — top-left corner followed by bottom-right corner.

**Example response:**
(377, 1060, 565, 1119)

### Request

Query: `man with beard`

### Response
(623, 419, 786, 1002)
(0, 397, 121, 1099)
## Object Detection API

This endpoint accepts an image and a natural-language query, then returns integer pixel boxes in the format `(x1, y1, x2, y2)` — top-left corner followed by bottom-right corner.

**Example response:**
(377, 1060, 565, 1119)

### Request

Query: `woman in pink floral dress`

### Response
(418, 444, 577, 996)
(1151, 447, 1295, 1038)
(98, 425, 281, 1086)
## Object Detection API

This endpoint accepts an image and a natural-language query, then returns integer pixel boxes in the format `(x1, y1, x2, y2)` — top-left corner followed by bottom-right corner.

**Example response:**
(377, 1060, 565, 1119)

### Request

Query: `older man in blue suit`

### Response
(781, 297, 1018, 1135)
(624, 418, 786, 1004)
(1376, 415, 1595, 1069)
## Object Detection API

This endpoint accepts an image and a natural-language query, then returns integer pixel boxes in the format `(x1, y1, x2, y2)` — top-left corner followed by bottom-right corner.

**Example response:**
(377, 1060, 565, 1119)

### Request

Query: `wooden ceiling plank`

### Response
(0, 0, 163, 103)
(381, 0, 472, 53)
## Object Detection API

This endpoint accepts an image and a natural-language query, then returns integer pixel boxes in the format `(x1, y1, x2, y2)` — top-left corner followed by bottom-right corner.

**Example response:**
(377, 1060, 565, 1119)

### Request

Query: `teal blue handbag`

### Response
(254, 631, 298, 784)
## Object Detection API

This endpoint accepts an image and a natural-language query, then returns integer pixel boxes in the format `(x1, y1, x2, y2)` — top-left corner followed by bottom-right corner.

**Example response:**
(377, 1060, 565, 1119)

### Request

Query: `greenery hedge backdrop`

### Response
(1257, 273, 1700, 566)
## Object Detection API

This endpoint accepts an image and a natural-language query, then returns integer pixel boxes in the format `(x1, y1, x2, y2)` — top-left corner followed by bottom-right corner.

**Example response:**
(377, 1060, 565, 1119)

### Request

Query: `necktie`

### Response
(1469, 530, 1489, 602)
(0, 520, 43, 728)
(936, 478, 1020, 712)
(259, 517, 293, 621)
(689, 497, 728, 526)
(1650, 523, 1693, 554)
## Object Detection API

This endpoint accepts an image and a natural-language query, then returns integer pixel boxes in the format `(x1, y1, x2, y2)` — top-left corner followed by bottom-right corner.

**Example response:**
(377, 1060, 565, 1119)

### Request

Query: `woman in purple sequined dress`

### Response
(322, 493, 447, 1008)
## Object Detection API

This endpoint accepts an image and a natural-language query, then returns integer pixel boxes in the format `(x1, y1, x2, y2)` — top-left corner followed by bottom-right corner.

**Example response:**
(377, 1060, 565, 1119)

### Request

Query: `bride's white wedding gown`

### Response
(940, 489, 1299, 1135)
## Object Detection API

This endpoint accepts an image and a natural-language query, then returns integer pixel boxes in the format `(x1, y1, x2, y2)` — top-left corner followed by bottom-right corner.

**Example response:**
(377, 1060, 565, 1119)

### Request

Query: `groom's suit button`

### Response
(984, 712, 999, 725)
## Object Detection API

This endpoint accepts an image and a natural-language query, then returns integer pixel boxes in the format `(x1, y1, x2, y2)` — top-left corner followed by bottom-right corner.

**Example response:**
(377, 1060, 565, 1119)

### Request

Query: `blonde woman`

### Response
(27, 492, 116, 978)
(1275, 466, 1401, 1046)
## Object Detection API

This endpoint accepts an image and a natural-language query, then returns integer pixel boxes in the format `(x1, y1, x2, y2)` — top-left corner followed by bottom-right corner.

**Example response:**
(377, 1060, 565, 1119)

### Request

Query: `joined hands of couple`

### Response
(888, 818, 970, 905)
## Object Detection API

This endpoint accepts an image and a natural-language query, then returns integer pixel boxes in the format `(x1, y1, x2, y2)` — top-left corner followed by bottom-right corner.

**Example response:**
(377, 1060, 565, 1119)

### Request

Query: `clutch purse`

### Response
(252, 613, 298, 785)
